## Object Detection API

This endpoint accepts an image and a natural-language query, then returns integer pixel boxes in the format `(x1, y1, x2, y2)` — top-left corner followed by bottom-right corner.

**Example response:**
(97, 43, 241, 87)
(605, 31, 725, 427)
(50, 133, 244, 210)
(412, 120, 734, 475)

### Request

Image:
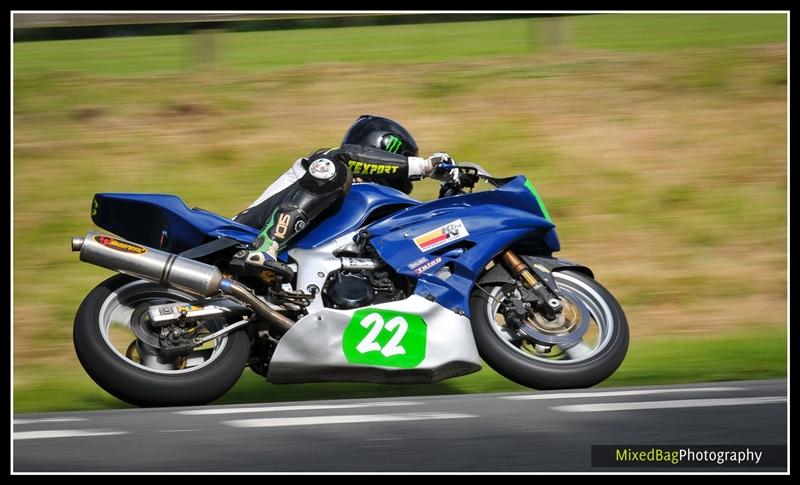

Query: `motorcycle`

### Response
(71, 162, 628, 407)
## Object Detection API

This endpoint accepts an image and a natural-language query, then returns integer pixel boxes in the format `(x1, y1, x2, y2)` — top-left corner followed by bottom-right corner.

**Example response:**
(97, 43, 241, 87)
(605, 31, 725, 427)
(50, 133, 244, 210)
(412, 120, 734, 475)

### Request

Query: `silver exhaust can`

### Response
(76, 231, 223, 296)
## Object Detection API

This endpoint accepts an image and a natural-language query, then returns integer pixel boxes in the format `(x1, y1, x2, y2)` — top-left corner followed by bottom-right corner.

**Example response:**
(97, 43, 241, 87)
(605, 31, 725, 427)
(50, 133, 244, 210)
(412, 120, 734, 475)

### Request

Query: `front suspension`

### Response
(501, 250, 563, 319)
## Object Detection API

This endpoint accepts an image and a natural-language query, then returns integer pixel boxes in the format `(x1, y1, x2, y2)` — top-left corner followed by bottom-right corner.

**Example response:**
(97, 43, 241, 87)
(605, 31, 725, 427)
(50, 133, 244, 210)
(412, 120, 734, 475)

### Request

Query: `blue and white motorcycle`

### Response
(71, 162, 628, 407)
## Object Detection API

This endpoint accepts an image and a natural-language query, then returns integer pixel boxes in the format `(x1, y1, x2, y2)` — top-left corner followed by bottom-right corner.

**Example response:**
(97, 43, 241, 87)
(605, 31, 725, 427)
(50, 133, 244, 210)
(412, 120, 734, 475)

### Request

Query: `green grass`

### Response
(13, 15, 786, 412)
(13, 14, 787, 75)
(13, 19, 532, 76)
(571, 14, 786, 51)
(13, 329, 786, 413)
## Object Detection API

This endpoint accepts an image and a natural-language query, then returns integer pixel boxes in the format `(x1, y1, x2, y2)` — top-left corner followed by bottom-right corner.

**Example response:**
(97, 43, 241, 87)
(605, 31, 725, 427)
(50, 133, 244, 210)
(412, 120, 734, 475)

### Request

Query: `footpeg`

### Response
(231, 250, 294, 282)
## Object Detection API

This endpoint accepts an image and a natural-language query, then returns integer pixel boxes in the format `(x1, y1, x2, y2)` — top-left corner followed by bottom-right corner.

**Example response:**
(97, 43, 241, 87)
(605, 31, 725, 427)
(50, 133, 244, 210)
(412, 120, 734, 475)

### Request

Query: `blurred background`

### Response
(12, 12, 787, 412)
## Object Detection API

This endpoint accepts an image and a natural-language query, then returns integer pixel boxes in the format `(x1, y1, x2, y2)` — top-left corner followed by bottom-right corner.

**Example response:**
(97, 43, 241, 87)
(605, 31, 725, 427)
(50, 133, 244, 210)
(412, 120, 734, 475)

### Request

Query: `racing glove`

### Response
(409, 152, 453, 179)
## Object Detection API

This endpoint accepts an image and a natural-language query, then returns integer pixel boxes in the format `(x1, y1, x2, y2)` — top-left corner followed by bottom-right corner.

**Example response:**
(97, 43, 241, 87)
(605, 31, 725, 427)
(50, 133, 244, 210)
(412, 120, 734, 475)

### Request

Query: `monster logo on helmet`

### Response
(342, 115, 419, 158)
(382, 134, 404, 154)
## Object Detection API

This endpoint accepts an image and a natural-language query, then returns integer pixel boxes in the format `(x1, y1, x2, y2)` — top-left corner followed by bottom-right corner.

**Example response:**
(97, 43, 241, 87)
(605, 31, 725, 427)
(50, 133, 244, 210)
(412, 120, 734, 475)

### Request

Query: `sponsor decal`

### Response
(177, 305, 204, 313)
(407, 256, 429, 270)
(533, 263, 550, 273)
(414, 257, 443, 275)
(274, 213, 291, 239)
(413, 219, 469, 252)
(348, 160, 400, 176)
(309, 158, 336, 180)
(384, 134, 403, 154)
(342, 309, 427, 368)
(94, 235, 147, 254)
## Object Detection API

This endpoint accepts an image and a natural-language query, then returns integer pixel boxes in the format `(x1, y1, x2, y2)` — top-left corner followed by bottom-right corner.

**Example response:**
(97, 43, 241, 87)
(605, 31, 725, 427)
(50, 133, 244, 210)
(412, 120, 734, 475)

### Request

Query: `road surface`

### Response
(13, 379, 787, 472)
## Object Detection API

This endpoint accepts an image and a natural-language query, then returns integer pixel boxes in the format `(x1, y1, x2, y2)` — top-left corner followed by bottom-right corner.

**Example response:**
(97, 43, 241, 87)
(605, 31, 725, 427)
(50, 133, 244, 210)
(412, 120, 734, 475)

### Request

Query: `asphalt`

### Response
(12, 379, 788, 472)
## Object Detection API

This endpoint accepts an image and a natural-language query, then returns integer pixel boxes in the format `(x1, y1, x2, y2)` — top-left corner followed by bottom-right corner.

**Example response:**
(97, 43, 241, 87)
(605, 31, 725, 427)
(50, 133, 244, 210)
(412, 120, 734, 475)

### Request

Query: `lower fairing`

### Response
(267, 295, 482, 384)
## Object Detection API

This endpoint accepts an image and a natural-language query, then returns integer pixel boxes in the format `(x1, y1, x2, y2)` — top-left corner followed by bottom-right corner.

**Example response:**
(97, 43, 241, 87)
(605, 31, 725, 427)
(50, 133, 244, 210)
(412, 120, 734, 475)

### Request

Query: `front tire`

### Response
(73, 274, 251, 407)
(470, 270, 628, 389)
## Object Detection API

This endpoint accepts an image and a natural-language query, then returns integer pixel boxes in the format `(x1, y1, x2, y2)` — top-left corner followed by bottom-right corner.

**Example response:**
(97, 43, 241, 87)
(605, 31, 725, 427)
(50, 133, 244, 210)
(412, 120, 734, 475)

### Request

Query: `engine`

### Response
(322, 258, 409, 309)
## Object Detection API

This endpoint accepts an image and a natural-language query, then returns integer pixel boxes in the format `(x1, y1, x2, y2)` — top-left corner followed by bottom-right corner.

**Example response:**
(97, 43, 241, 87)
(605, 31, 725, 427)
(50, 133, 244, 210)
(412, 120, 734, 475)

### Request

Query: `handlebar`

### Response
(437, 161, 457, 172)
(433, 161, 507, 199)
(434, 161, 501, 185)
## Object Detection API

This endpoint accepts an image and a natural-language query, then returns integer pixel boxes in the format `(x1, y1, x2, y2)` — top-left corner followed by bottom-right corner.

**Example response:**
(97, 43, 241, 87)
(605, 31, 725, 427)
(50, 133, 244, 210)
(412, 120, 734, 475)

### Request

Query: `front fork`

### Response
(501, 250, 563, 320)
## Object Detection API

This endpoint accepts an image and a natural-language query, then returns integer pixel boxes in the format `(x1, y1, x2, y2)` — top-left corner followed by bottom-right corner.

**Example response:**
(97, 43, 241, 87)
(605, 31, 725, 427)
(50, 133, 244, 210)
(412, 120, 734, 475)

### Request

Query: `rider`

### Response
(232, 115, 453, 278)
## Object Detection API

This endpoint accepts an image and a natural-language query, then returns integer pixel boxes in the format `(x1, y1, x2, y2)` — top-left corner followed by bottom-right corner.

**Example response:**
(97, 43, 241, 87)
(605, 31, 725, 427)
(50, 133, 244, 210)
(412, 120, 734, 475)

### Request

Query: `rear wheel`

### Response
(73, 274, 251, 407)
(470, 270, 628, 389)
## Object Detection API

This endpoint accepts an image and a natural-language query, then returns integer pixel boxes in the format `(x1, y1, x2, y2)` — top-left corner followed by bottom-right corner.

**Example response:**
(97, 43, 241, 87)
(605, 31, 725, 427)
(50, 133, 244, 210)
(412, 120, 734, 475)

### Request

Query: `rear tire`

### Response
(73, 274, 251, 407)
(470, 270, 628, 389)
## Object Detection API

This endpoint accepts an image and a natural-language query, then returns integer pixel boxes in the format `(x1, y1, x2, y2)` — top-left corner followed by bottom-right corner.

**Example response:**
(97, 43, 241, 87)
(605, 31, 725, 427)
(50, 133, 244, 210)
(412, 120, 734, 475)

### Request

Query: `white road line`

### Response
(13, 429, 128, 441)
(13, 418, 88, 425)
(176, 401, 424, 416)
(223, 412, 476, 428)
(503, 387, 745, 400)
(552, 396, 787, 413)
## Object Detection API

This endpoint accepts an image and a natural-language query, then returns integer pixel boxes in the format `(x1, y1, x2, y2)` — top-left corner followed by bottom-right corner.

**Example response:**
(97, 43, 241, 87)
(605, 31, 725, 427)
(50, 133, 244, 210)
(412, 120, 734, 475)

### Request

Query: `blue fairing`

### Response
(91, 184, 418, 254)
(292, 183, 419, 249)
(93, 176, 559, 317)
(365, 176, 558, 316)
(91, 193, 259, 253)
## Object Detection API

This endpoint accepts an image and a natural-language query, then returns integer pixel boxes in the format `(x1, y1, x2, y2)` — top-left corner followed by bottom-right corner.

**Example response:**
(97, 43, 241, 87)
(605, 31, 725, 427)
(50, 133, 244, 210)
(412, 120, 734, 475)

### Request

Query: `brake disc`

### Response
(505, 286, 591, 346)
(129, 303, 162, 350)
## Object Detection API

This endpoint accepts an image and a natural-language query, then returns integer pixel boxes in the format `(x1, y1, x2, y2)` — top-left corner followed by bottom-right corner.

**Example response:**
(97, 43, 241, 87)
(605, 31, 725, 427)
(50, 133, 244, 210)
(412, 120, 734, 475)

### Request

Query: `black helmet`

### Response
(342, 115, 419, 157)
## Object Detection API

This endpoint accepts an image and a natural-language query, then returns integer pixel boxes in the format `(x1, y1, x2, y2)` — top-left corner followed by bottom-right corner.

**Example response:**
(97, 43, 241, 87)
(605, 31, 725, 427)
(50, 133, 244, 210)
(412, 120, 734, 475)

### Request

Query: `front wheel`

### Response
(470, 270, 628, 389)
(73, 274, 251, 407)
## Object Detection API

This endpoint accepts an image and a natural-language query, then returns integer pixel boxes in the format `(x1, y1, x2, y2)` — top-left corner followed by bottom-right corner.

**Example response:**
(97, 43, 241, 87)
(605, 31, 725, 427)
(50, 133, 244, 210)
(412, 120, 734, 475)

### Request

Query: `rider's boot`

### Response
(241, 204, 309, 283)
(240, 237, 294, 283)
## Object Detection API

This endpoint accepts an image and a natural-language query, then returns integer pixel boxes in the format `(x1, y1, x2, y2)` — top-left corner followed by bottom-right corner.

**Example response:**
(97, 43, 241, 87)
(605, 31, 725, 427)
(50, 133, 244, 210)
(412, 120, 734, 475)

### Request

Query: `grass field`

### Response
(13, 14, 787, 412)
(14, 15, 787, 74)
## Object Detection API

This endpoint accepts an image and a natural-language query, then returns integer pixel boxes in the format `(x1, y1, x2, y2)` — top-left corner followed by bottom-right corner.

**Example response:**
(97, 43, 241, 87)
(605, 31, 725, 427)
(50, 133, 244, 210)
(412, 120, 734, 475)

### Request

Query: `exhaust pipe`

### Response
(73, 231, 293, 332)
(71, 237, 85, 252)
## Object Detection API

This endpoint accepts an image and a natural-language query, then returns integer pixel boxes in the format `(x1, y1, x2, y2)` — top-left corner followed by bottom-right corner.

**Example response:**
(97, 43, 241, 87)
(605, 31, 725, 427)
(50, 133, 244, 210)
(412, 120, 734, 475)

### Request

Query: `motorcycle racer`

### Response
(232, 115, 453, 278)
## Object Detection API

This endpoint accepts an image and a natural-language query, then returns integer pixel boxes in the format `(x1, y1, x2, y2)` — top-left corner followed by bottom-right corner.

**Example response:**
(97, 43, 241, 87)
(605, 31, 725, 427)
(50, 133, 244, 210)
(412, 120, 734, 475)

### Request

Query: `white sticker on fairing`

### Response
(414, 257, 442, 275)
(407, 256, 429, 270)
(413, 219, 469, 252)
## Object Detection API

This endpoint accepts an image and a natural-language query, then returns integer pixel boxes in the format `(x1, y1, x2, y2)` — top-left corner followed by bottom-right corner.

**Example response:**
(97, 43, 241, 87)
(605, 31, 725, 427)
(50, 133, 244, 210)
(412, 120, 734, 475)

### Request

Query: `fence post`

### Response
(189, 28, 221, 70)
(540, 15, 565, 52)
